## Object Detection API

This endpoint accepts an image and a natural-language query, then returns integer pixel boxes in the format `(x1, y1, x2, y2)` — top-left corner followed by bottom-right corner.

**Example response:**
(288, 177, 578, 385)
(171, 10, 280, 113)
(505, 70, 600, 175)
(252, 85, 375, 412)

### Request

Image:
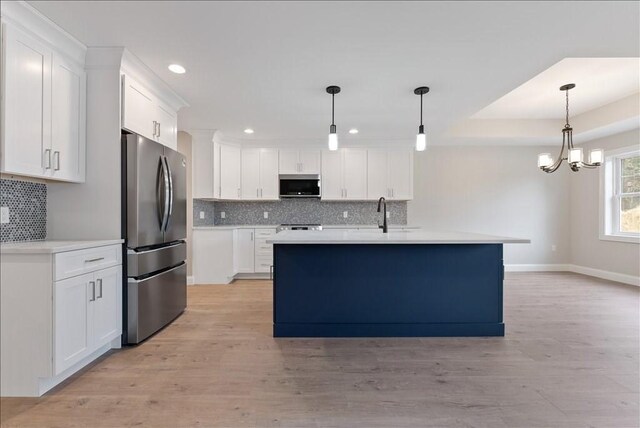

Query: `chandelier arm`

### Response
(542, 157, 564, 173)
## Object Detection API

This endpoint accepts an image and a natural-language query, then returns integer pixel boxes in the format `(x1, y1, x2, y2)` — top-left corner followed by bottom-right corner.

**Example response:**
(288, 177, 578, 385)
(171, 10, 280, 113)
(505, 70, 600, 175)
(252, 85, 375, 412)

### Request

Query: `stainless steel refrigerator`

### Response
(122, 132, 187, 344)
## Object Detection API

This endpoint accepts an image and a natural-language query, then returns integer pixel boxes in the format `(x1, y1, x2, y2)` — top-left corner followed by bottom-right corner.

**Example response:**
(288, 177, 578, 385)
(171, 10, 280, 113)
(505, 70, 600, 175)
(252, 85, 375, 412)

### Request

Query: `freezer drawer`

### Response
(126, 262, 186, 344)
(127, 241, 186, 277)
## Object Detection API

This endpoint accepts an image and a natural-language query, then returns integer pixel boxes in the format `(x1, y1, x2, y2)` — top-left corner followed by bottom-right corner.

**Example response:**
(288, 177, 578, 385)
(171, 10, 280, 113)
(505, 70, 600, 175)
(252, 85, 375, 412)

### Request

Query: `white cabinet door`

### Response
(51, 55, 86, 182)
(321, 150, 343, 199)
(92, 266, 121, 346)
(54, 273, 93, 375)
(156, 103, 178, 150)
(193, 229, 235, 284)
(220, 144, 242, 199)
(343, 149, 368, 200)
(279, 149, 299, 174)
(367, 149, 389, 200)
(241, 149, 261, 199)
(259, 149, 279, 200)
(1, 24, 52, 178)
(388, 150, 413, 200)
(299, 150, 321, 174)
(122, 75, 155, 140)
(235, 229, 255, 273)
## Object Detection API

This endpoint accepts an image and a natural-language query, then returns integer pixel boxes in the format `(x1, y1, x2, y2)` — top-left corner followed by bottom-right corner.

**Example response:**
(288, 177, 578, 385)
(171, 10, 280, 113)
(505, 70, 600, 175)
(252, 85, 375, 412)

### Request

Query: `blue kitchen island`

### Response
(268, 230, 529, 338)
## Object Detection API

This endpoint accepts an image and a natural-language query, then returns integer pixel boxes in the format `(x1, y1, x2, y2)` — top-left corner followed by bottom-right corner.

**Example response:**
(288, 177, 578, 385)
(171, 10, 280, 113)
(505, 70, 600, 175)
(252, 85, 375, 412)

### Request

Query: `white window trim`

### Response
(600, 145, 640, 244)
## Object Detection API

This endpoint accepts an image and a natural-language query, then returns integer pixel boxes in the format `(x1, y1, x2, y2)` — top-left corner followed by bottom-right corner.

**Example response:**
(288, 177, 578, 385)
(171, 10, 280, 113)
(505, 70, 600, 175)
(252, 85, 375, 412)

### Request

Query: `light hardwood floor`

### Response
(1, 273, 638, 428)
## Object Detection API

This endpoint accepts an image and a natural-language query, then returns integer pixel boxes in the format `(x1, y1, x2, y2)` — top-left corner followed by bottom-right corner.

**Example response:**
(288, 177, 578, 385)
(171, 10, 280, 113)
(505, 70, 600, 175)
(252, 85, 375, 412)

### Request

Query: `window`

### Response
(601, 146, 640, 242)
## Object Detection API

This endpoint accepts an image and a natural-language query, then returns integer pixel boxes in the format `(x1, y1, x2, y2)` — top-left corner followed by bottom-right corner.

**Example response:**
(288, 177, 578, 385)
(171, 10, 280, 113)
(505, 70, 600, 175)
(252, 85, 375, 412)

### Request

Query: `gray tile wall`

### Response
(0, 178, 47, 242)
(193, 199, 407, 226)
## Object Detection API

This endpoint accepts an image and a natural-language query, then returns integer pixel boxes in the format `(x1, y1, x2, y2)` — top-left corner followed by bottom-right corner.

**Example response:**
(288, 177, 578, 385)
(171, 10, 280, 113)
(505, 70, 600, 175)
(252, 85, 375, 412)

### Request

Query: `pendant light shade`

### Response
(326, 86, 341, 151)
(414, 87, 429, 152)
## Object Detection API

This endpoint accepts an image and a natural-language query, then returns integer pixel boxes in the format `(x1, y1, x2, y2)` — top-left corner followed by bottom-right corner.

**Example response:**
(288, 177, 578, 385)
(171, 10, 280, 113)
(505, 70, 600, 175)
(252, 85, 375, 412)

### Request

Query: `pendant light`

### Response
(414, 87, 429, 151)
(326, 86, 341, 151)
(538, 83, 602, 173)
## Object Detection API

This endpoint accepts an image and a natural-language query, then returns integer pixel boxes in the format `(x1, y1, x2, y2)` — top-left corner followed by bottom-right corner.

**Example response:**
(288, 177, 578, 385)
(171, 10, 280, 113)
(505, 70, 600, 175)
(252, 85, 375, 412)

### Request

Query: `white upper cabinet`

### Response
(241, 148, 279, 200)
(367, 149, 413, 200)
(1, 21, 86, 182)
(321, 149, 367, 200)
(121, 74, 178, 150)
(191, 131, 216, 199)
(279, 149, 320, 174)
(51, 55, 86, 182)
(220, 144, 242, 200)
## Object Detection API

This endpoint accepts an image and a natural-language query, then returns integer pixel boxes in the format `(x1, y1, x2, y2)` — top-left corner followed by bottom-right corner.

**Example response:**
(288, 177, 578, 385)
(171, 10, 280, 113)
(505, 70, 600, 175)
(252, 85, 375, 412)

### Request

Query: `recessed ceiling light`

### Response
(168, 64, 186, 74)
(349, 128, 359, 134)
(244, 128, 254, 134)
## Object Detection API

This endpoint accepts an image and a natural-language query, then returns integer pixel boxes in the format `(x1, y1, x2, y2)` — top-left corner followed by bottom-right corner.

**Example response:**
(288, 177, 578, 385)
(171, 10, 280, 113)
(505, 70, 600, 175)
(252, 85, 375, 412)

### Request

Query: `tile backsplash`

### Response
(194, 199, 407, 226)
(0, 178, 47, 242)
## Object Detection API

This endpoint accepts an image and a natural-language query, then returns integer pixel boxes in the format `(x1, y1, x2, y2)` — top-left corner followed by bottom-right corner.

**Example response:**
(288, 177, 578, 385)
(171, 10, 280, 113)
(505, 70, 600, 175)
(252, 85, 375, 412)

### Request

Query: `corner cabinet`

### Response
(0, 242, 123, 397)
(241, 148, 279, 200)
(1, 21, 86, 182)
(367, 149, 414, 200)
(121, 74, 178, 150)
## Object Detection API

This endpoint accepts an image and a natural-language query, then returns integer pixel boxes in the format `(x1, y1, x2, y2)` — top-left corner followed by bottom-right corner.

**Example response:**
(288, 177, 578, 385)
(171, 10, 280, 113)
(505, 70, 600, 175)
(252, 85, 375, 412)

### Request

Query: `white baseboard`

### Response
(505, 263, 639, 287)
(187, 276, 194, 286)
(505, 264, 571, 272)
(567, 264, 640, 287)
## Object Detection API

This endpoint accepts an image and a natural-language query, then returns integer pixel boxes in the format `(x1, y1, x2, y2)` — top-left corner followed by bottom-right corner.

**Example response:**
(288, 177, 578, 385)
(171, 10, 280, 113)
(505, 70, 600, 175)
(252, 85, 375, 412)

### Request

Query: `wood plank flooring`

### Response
(1, 273, 638, 427)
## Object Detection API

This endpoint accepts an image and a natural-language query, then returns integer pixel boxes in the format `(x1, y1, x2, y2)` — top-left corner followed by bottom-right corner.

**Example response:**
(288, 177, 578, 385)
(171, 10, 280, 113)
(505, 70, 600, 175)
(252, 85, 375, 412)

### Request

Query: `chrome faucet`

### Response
(377, 197, 388, 233)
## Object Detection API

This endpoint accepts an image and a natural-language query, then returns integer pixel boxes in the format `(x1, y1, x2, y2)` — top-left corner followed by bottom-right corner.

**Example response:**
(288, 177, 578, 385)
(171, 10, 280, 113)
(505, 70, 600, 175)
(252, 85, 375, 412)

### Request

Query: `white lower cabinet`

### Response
(235, 229, 256, 273)
(1, 243, 122, 397)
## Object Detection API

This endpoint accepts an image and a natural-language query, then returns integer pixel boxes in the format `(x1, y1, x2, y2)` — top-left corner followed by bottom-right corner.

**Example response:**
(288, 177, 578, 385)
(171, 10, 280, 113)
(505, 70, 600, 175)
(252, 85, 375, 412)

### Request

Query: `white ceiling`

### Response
(473, 58, 640, 120)
(29, 1, 640, 146)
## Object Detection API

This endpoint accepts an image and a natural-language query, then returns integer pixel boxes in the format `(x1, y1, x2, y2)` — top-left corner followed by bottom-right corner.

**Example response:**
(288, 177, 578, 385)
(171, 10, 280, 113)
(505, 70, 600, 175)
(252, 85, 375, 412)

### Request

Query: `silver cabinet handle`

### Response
(53, 151, 60, 171)
(260, 188, 263, 198)
(270, 265, 274, 280)
(153, 121, 157, 137)
(157, 122, 161, 138)
(392, 188, 394, 197)
(84, 257, 104, 263)
(44, 149, 52, 169)
(237, 188, 240, 198)
(257, 188, 259, 198)
(89, 281, 96, 302)
(97, 278, 103, 299)
(345, 188, 348, 198)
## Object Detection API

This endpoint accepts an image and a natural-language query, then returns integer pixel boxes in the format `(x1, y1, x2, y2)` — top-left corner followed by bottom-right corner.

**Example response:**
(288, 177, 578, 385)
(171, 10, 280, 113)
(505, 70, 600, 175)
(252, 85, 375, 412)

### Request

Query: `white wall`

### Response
(570, 129, 640, 277)
(408, 145, 571, 266)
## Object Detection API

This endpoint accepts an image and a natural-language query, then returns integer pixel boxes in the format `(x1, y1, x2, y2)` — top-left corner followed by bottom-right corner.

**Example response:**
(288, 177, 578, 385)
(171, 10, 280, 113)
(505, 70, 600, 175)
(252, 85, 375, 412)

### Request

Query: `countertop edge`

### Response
(0, 239, 125, 254)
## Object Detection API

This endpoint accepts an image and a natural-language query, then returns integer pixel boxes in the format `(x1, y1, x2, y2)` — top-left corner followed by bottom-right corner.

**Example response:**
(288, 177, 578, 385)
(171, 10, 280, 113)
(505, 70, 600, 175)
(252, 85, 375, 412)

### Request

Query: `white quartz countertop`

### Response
(0, 239, 124, 254)
(267, 230, 530, 244)
(193, 224, 419, 230)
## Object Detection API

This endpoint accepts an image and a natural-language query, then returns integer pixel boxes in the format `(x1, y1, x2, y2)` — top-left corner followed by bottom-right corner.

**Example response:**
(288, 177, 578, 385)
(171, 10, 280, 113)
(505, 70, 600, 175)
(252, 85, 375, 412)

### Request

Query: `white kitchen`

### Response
(1, 1, 639, 427)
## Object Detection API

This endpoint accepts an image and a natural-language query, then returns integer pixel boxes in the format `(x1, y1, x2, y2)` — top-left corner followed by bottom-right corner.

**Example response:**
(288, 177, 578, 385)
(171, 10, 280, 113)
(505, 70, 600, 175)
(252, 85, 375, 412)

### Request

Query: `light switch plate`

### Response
(220, 211, 226, 219)
(199, 211, 205, 219)
(0, 206, 9, 224)
(343, 211, 348, 218)
(264, 211, 269, 219)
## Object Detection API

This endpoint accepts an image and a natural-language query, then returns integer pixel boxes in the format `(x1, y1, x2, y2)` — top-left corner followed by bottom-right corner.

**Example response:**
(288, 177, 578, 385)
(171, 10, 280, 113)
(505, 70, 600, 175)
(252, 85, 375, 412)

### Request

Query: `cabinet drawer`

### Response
(55, 244, 122, 281)
(255, 256, 273, 273)
(255, 229, 276, 236)
(255, 244, 273, 255)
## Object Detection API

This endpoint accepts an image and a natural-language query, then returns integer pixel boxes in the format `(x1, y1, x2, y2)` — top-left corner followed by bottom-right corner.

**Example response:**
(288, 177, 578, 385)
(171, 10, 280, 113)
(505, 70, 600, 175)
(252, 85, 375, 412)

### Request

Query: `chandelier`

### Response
(538, 83, 602, 173)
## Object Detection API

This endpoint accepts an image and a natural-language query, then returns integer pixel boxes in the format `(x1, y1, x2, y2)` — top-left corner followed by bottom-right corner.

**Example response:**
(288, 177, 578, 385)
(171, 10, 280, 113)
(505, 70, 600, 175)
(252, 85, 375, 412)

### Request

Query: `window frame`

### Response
(600, 145, 640, 243)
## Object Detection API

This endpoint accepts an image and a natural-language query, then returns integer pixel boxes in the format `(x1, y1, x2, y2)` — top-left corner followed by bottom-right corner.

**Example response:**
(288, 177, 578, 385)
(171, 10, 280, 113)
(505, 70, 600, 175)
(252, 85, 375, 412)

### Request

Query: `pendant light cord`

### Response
(565, 89, 570, 128)
(331, 93, 335, 126)
(420, 93, 423, 127)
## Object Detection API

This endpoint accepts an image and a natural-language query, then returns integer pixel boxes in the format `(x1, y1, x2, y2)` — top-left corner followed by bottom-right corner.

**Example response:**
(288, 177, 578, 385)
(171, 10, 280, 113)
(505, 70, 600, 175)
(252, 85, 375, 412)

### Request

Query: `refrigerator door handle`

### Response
(164, 156, 174, 231)
(157, 156, 170, 231)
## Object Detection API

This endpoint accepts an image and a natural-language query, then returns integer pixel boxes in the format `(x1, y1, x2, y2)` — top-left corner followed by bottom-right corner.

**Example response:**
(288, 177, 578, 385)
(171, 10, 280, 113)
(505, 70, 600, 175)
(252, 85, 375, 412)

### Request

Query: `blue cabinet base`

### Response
(274, 322, 505, 337)
(273, 244, 505, 338)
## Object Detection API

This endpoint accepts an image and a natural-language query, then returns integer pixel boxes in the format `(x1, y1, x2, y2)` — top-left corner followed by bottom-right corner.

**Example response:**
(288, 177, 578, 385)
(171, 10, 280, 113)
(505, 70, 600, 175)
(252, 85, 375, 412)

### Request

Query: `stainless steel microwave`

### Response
(279, 174, 321, 198)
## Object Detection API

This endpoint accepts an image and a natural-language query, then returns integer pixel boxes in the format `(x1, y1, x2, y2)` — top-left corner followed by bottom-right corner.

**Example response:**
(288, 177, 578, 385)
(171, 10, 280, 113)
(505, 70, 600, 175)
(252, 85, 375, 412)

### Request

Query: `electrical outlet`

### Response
(0, 206, 9, 224)
(386, 211, 390, 219)
(343, 211, 348, 218)
(199, 211, 205, 219)
(264, 211, 269, 219)
(551, 244, 557, 252)
(221, 211, 226, 219)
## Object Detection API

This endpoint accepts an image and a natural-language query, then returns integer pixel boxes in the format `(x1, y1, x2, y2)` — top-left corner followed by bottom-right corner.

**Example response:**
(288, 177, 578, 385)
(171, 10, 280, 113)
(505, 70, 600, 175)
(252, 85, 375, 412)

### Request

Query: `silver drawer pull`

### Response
(85, 257, 105, 263)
